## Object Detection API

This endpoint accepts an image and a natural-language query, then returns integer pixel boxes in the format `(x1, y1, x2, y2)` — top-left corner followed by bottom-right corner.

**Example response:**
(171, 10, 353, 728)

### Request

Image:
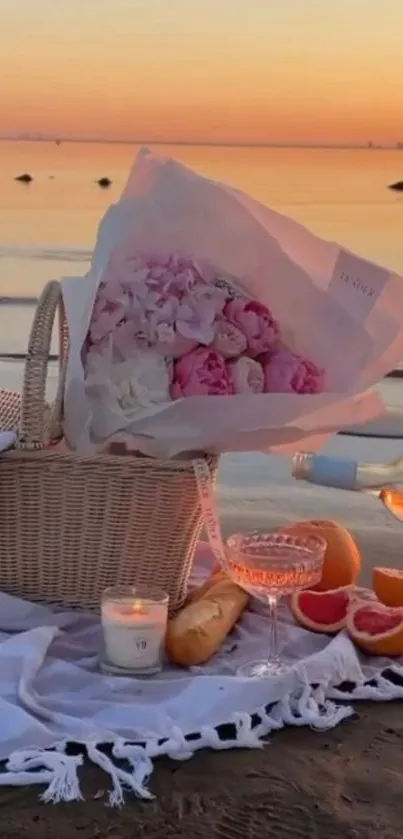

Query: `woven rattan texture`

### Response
(0, 450, 217, 612)
(0, 389, 23, 432)
(0, 280, 218, 612)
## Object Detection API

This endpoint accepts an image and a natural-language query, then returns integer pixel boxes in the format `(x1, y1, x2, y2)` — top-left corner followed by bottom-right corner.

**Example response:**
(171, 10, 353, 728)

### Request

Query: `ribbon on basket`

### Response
(192, 458, 228, 566)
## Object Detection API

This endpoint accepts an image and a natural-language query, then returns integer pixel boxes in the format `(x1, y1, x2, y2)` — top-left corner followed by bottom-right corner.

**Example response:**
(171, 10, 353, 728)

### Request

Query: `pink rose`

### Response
(211, 319, 247, 358)
(224, 298, 279, 357)
(171, 348, 232, 397)
(260, 346, 325, 394)
(227, 357, 264, 394)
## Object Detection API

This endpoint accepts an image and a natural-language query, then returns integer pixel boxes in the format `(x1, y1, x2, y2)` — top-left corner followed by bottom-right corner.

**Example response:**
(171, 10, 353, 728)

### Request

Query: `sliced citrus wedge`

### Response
(347, 600, 403, 656)
(290, 585, 354, 635)
(372, 566, 403, 608)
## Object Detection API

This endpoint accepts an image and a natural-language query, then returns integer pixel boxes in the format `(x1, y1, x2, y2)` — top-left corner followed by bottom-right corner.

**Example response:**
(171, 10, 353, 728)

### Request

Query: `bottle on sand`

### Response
(291, 452, 403, 522)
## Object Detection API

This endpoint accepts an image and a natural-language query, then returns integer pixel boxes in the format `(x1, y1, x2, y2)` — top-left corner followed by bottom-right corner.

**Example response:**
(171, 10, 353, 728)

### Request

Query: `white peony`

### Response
(85, 349, 172, 422)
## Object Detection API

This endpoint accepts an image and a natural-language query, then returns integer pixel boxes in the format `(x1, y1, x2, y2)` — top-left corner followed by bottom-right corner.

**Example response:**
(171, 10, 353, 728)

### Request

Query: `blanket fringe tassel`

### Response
(87, 742, 154, 806)
(1, 747, 84, 803)
(0, 684, 354, 805)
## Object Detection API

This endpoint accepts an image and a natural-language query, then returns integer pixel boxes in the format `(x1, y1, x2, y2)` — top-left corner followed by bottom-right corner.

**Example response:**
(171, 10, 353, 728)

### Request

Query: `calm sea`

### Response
(2, 140, 403, 343)
(1, 140, 403, 539)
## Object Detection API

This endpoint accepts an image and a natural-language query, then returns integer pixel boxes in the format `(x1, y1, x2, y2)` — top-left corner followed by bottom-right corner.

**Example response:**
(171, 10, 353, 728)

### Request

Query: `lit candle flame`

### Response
(131, 601, 147, 616)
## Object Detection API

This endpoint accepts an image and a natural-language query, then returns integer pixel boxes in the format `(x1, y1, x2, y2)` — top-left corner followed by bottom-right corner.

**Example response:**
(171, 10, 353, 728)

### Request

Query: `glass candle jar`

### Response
(101, 586, 169, 676)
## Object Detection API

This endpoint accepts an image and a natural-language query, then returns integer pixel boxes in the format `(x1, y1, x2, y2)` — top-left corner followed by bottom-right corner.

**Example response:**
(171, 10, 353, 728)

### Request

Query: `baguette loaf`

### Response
(188, 567, 225, 604)
(166, 572, 249, 667)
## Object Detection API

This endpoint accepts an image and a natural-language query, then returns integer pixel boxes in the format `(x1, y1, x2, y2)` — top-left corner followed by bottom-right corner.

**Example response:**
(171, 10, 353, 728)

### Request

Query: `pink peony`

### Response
(171, 348, 233, 397)
(227, 357, 264, 394)
(113, 318, 150, 358)
(211, 319, 247, 359)
(260, 346, 325, 394)
(89, 302, 126, 344)
(96, 276, 132, 308)
(224, 298, 279, 357)
(85, 335, 112, 372)
(153, 323, 198, 358)
(88, 251, 227, 360)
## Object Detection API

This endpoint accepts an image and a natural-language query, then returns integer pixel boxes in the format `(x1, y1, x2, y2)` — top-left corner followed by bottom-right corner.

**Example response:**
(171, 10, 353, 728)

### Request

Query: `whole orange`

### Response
(285, 519, 361, 591)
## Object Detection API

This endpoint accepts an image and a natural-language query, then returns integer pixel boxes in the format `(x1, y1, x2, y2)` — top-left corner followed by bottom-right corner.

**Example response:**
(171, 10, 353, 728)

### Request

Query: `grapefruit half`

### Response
(290, 585, 354, 634)
(347, 600, 403, 656)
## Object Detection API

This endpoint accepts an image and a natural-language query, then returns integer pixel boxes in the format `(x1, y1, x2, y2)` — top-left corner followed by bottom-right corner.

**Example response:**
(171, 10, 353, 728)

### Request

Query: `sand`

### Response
(0, 701, 401, 838)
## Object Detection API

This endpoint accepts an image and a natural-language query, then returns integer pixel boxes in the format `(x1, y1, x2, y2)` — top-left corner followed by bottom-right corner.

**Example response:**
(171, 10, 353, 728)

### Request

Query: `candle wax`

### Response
(102, 599, 167, 672)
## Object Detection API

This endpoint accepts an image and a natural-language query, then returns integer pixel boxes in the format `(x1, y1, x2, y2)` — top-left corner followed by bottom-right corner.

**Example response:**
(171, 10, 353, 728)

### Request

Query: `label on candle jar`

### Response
(103, 621, 163, 671)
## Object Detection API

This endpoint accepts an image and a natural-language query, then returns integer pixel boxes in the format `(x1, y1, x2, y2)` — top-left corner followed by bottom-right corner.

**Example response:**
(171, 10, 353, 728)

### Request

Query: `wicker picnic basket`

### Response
(0, 280, 218, 613)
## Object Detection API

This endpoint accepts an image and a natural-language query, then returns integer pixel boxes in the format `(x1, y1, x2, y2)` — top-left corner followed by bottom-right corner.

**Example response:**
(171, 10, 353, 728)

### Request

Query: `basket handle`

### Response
(17, 280, 68, 450)
(192, 458, 226, 566)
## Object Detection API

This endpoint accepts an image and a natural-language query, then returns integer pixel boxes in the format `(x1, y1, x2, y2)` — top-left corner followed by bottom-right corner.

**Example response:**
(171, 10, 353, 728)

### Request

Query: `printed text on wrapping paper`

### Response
(338, 271, 376, 299)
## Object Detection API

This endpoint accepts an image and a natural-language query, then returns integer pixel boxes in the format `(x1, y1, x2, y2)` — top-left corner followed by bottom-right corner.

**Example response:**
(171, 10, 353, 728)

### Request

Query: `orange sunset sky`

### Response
(1, 0, 403, 146)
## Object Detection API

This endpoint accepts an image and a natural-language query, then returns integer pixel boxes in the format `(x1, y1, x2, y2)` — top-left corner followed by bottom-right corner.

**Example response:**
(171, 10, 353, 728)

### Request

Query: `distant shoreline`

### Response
(1, 137, 402, 151)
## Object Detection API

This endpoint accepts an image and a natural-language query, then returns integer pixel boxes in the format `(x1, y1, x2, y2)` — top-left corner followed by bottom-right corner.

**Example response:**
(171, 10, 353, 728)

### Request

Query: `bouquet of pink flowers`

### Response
(60, 148, 403, 458)
(84, 250, 325, 413)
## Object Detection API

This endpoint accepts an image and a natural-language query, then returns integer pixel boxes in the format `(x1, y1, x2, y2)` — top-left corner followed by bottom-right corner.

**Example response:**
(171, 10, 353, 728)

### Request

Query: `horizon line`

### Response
(0, 136, 402, 150)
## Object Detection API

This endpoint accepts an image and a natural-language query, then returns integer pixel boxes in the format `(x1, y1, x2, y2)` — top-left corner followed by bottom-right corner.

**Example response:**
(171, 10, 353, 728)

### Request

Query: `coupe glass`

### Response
(225, 530, 326, 678)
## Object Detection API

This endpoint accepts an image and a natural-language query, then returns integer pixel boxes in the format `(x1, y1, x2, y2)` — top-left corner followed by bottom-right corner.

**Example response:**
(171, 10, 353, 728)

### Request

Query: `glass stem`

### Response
(267, 595, 279, 663)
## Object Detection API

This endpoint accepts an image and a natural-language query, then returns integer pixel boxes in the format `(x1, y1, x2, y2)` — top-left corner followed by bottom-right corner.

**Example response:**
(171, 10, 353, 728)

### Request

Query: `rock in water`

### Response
(97, 177, 111, 188)
(15, 173, 33, 183)
(388, 181, 403, 191)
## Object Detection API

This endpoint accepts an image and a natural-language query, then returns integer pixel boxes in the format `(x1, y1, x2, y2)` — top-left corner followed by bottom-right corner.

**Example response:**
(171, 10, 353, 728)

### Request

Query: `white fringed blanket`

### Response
(0, 541, 402, 806)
